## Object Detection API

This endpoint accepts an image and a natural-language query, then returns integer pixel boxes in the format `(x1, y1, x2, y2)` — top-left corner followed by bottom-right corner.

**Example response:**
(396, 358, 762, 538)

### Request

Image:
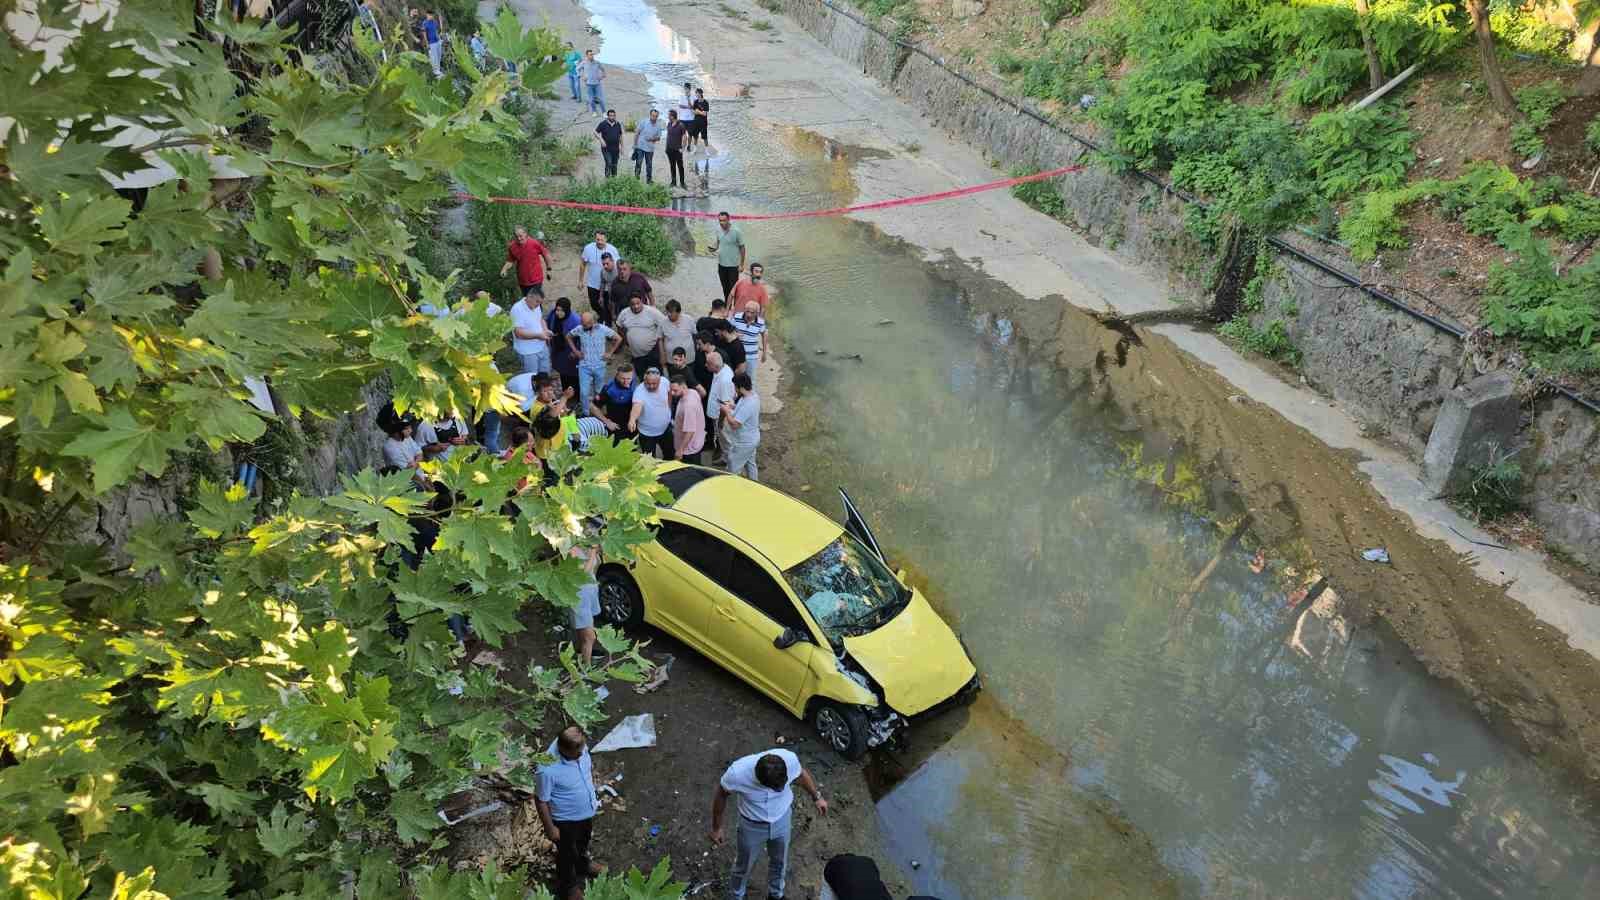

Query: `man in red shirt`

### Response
(726, 261, 771, 317)
(500, 225, 553, 299)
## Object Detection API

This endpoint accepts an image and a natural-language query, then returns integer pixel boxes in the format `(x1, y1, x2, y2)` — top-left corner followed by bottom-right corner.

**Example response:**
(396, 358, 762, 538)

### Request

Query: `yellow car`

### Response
(596, 463, 979, 758)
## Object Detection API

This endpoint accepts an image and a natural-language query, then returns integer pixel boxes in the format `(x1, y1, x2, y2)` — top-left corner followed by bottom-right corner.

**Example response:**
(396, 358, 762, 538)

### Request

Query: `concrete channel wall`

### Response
(775, 0, 1600, 568)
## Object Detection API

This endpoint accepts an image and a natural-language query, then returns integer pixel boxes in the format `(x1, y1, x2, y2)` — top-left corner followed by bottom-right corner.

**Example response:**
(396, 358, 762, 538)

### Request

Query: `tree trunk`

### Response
(1467, 0, 1519, 117)
(1578, 17, 1600, 96)
(1354, 0, 1384, 91)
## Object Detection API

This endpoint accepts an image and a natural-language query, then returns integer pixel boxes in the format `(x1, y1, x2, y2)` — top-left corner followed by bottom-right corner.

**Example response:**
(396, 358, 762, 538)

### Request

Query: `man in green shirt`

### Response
(563, 42, 582, 102)
(708, 211, 746, 299)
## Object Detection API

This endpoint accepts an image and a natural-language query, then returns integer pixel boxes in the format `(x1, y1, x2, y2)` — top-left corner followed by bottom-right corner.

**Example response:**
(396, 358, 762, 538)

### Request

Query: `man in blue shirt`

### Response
(422, 10, 442, 78)
(536, 726, 600, 900)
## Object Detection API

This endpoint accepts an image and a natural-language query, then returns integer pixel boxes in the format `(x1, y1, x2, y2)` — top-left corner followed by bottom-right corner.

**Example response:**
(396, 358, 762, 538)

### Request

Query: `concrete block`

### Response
(1421, 371, 1521, 496)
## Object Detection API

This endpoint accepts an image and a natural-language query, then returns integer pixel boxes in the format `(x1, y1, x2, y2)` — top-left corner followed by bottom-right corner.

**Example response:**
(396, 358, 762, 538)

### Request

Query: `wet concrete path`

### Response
(523, 0, 1600, 895)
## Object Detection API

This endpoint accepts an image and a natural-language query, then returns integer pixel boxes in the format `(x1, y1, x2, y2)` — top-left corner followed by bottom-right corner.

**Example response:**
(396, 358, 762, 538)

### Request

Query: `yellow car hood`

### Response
(842, 590, 976, 716)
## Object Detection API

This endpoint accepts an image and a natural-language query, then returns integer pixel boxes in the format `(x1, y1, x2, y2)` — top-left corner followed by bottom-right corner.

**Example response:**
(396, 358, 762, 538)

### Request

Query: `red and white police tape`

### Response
(452, 164, 1084, 220)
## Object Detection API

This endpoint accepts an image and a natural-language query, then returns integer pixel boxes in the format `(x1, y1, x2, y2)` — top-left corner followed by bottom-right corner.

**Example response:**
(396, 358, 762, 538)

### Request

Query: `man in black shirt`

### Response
(665, 346, 702, 402)
(695, 297, 730, 336)
(709, 319, 746, 376)
(664, 109, 688, 189)
(593, 108, 623, 178)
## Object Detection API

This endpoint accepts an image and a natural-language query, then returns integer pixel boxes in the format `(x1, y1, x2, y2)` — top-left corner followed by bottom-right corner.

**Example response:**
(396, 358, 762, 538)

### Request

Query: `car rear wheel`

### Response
(811, 700, 869, 760)
(597, 567, 644, 628)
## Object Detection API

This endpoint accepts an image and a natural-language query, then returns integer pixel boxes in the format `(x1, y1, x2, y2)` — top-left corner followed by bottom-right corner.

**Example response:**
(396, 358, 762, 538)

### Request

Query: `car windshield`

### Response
(783, 534, 906, 643)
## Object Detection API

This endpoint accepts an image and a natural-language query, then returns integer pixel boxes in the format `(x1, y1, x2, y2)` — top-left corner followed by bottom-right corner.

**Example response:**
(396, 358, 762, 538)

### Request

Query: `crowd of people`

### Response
(367, 28, 945, 900)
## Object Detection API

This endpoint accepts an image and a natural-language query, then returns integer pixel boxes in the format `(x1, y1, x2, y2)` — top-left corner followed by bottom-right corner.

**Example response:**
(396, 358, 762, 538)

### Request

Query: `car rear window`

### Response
(657, 465, 723, 502)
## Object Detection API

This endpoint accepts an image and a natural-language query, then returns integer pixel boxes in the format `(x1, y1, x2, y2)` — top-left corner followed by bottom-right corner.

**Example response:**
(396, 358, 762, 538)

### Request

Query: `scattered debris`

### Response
(635, 654, 673, 694)
(910, 859, 921, 870)
(875, 318, 894, 326)
(437, 792, 506, 826)
(814, 348, 827, 355)
(1227, 394, 1248, 404)
(1361, 548, 1391, 564)
(472, 650, 505, 670)
(593, 714, 657, 752)
(841, 352, 863, 361)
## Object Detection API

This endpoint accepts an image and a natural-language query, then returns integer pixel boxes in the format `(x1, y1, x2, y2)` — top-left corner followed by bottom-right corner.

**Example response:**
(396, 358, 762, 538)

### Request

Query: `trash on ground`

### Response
(593, 714, 657, 752)
(635, 655, 674, 694)
(1361, 548, 1390, 564)
(472, 650, 505, 670)
(436, 792, 505, 826)
(596, 685, 610, 701)
(599, 784, 620, 798)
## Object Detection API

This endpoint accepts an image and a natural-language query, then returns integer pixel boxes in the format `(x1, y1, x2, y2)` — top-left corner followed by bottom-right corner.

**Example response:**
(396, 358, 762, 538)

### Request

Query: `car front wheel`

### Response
(596, 567, 644, 628)
(811, 700, 869, 760)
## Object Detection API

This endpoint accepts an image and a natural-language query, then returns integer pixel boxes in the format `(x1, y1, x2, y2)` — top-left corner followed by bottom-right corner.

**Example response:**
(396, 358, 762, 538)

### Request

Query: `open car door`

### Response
(838, 488, 886, 563)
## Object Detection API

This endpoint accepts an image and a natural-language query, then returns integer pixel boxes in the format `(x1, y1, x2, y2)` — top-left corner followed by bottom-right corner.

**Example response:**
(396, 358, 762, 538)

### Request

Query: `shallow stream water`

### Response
(577, 1, 1600, 895)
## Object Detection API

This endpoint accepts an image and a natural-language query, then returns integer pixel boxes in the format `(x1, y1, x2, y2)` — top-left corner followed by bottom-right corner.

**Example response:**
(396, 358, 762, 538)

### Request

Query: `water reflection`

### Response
(574, 0, 1600, 895)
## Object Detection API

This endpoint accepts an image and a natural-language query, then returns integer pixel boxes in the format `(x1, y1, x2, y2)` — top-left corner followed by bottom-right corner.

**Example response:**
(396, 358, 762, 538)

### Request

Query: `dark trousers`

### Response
(552, 817, 594, 897)
(679, 449, 702, 465)
(601, 147, 620, 177)
(717, 265, 740, 299)
(587, 287, 612, 325)
(637, 430, 674, 459)
(632, 149, 654, 182)
(631, 353, 660, 377)
(666, 149, 686, 187)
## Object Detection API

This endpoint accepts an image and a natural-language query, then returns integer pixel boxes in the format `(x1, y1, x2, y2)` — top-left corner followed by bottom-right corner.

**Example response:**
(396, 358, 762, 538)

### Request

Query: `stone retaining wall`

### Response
(776, 0, 1600, 567)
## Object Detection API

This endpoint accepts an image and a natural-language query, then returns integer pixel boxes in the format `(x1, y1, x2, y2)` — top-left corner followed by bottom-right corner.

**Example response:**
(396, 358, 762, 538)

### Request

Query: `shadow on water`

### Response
(576, 0, 1600, 896)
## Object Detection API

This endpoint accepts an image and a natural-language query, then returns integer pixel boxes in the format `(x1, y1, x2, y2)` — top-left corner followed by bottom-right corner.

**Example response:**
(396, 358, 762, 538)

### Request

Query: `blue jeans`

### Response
(567, 71, 581, 100)
(519, 344, 551, 376)
(577, 362, 607, 420)
(480, 409, 502, 455)
(586, 82, 605, 112)
(729, 812, 790, 900)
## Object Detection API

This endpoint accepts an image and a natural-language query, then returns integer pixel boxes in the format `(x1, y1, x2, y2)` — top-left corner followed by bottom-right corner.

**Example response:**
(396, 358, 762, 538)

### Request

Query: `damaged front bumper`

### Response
(865, 705, 903, 748)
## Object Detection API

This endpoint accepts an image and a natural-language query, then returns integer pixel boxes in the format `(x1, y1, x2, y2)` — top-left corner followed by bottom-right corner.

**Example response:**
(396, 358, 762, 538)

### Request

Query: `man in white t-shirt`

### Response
(710, 748, 827, 900)
(510, 292, 551, 375)
(578, 232, 623, 322)
(626, 366, 673, 459)
(703, 350, 734, 463)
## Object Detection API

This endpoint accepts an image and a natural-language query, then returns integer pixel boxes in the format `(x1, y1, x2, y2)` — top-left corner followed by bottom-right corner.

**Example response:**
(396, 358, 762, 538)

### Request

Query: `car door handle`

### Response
(714, 606, 737, 621)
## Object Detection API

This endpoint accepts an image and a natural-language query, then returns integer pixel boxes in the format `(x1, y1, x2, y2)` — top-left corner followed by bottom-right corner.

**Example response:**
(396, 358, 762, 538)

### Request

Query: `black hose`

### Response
(808, 0, 1600, 416)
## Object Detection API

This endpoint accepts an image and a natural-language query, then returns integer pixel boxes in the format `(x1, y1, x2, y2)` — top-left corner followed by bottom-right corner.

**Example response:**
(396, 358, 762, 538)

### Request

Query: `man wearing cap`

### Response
(537, 725, 602, 900)
(711, 748, 827, 900)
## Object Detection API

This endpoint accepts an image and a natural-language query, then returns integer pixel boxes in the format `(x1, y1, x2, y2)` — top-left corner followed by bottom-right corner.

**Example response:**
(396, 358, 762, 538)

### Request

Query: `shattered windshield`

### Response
(783, 535, 906, 643)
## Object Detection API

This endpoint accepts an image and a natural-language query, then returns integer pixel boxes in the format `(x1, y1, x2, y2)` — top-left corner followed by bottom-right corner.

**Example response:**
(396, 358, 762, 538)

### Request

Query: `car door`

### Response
(704, 545, 817, 713)
(641, 520, 730, 650)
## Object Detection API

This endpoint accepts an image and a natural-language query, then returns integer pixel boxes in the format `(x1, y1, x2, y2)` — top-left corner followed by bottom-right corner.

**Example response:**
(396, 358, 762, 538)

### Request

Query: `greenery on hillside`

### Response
(0, 4, 684, 897)
(986, 0, 1600, 374)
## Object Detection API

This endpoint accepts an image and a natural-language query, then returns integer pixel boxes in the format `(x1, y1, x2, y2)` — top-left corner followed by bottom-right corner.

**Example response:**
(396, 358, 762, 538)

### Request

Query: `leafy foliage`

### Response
(1588, 115, 1600, 155)
(1039, 0, 1088, 27)
(1217, 318, 1302, 365)
(527, 178, 678, 274)
(1510, 80, 1567, 158)
(0, 5, 671, 898)
(1011, 171, 1069, 218)
(1489, 1, 1574, 58)
(1302, 104, 1415, 198)
(1482, 227, 1600, 372)
(1450, 444, 1525, 521)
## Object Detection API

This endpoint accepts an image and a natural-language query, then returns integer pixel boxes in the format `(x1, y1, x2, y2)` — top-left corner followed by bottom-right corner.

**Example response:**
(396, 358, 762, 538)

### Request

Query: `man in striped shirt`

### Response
(731, 301, 767, 384)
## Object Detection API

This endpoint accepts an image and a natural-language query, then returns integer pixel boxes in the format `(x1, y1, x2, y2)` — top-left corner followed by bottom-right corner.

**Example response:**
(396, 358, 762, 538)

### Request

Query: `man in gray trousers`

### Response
(710, 748, 828, 900)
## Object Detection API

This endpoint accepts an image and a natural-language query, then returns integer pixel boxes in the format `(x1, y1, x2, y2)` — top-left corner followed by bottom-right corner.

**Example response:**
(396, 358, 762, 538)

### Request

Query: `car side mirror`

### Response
(773, 627, 806, 650)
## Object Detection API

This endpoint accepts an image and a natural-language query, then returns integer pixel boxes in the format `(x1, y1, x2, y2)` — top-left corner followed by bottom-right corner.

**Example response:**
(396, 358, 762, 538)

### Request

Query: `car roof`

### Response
(655, 462, 842, 570)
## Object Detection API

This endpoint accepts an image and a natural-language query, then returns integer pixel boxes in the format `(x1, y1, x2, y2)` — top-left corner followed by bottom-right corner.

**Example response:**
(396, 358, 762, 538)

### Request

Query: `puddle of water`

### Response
(577, 1, 1600, 897)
